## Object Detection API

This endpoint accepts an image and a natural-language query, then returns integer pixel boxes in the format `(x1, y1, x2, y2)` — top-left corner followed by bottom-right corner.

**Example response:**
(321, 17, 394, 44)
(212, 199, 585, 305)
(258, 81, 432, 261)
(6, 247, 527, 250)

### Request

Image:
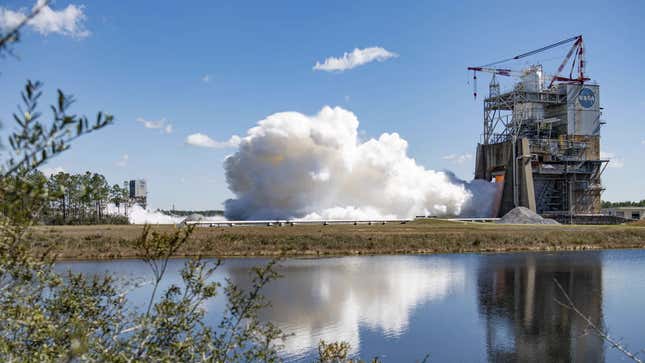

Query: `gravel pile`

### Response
(497, 207, 560, 225)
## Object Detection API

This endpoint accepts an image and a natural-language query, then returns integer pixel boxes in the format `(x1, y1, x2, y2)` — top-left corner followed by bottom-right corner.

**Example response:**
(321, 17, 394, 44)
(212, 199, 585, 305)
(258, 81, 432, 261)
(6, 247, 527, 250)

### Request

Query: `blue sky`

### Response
(1, 0, 643, 209)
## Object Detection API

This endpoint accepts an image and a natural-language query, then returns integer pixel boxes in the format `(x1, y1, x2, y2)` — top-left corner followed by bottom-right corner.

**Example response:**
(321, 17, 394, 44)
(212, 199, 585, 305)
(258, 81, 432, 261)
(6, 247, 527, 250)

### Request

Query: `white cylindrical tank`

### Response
(513, 65, 545, 122)
(520, 65, 544, 92)
(514, 102, 544, 122)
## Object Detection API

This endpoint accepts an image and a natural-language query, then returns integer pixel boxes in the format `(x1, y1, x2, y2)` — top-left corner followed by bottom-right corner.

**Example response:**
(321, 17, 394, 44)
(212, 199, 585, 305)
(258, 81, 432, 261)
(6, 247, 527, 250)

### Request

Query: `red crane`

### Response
(467, 35, 589, 99)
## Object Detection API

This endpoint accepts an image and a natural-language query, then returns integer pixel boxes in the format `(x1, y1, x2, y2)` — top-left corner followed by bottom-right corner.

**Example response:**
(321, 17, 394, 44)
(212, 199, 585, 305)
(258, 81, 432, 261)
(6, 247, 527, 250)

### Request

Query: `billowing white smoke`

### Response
(105, 204, 185, 224)
(224, 106, 496, 220)
(126, 205, 185, 224)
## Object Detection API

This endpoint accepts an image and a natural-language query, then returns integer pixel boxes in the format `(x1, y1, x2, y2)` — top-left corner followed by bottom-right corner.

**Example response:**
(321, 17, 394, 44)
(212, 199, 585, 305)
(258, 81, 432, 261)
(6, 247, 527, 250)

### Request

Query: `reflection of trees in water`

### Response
(477, 253, 604, 363)
(226, 257, 465, 358)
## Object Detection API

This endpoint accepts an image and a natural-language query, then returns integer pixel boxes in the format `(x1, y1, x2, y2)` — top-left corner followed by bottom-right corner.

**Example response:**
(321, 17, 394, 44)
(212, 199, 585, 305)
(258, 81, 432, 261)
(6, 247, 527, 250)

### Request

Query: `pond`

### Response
(57, 250, 645, 362)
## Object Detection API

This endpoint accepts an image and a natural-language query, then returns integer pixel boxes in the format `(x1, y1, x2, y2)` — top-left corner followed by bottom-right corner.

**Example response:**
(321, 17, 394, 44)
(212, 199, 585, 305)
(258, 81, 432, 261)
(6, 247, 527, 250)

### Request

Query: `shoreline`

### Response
(29, 220, 645, 261)
(51, 246, 645, 263)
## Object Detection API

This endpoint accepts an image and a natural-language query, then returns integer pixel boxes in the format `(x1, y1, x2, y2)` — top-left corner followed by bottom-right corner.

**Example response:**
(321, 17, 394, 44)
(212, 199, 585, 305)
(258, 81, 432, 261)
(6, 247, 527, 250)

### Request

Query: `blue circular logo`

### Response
(578, 88, 595, 108)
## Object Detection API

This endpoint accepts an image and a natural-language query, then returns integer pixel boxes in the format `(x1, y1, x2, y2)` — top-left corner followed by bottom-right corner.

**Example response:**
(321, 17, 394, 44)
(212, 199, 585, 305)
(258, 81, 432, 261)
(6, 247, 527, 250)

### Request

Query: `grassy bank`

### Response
(27, 219, 645, 260)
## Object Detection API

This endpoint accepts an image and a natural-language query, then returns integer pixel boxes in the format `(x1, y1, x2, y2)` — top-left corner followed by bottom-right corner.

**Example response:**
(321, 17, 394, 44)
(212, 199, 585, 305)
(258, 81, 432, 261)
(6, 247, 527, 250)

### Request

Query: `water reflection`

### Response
(56, 250, 645, 362)
(477, 252, 604, 362)
(225, 256, 465, 359)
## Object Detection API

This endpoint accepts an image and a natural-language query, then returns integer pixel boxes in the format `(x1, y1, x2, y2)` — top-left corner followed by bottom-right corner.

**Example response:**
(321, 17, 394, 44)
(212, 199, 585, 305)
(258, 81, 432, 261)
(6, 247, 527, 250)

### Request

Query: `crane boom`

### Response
(468, 35, 588, 99)
(467, 67, 517, 77)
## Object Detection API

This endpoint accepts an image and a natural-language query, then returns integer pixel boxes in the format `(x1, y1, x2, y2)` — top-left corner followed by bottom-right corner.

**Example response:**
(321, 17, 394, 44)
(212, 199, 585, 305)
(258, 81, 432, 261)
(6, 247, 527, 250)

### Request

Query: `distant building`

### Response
(603, 207, 645, 220)
(123, 179, 147, 209)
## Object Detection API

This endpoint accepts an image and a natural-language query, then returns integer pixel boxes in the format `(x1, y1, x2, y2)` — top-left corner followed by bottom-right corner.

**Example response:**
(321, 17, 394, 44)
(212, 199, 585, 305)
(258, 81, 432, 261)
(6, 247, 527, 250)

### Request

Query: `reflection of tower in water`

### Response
(477, 252, 604, 362)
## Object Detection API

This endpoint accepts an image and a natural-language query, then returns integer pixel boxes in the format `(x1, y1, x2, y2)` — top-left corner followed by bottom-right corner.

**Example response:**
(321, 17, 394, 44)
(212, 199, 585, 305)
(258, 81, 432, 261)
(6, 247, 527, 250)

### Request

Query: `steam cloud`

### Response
(126, 205, 185, 224)
(106, 204, 228, 224)
(223, 106, 496, 220)
(105, 204, 184, 224)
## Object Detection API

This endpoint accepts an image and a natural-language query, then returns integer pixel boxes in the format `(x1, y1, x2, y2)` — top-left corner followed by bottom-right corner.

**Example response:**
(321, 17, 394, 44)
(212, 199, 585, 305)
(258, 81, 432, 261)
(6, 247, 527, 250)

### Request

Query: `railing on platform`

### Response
(184, 219, 413, 227)
(444, 218, 500, 223)
(184, 217, 500, 227)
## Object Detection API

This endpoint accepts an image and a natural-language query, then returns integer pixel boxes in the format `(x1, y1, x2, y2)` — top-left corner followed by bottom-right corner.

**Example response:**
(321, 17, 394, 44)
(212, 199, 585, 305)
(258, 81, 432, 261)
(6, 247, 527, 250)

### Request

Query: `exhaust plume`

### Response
(105, 204, 185, 224)
(223, 106, 496, 220)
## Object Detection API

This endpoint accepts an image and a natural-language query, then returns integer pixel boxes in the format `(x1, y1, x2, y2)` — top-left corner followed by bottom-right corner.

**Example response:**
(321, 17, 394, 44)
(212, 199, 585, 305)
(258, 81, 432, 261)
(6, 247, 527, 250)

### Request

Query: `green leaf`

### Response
(58, 90, 65, 112)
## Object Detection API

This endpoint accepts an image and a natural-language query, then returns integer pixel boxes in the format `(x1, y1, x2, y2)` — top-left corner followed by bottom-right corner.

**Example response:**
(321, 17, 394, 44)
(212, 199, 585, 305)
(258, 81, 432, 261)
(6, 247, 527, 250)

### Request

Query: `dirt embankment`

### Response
(26, 220, 645, 260)
(630, 219, 645, 227)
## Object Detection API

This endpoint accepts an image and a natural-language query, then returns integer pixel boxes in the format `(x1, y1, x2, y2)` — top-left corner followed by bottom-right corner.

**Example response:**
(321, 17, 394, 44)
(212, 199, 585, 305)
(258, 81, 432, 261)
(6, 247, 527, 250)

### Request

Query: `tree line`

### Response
(159, 209, 224, 217)
(19, 170, 131, 225)
(601, 200, 645, 208)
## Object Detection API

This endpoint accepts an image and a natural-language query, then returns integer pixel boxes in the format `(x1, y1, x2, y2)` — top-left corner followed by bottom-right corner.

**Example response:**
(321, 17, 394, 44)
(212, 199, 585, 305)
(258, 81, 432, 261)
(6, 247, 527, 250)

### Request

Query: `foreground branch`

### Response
(553, 278, 642, 363)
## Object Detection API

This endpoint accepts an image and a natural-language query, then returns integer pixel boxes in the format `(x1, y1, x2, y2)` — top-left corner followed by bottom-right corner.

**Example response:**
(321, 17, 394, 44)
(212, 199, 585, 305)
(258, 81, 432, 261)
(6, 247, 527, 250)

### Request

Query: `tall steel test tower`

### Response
(470, 36, 608, 222)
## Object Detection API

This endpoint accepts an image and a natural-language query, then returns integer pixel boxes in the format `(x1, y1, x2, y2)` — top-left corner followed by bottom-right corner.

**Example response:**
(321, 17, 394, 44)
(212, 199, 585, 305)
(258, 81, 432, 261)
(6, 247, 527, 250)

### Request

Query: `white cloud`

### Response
(136, 117, 172, 134)
(115, 154, 128, 167)
(185, 133, 241, 149)
(600, 151, 624, 168)
(201, 74, 211, 83)
(442, 153, 473, 164)
(313, 47, 398, 72)
(641, 139, 645, 145)
(0, 0, 89, 38)
(40, 165, 65, 177)
(0, 8, 23, 30)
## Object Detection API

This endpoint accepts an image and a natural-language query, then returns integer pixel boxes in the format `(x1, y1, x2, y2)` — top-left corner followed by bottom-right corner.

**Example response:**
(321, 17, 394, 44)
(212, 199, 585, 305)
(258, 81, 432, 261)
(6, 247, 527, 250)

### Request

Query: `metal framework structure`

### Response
(483, 88, 567, 145)
(471, 36, 608, 219)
